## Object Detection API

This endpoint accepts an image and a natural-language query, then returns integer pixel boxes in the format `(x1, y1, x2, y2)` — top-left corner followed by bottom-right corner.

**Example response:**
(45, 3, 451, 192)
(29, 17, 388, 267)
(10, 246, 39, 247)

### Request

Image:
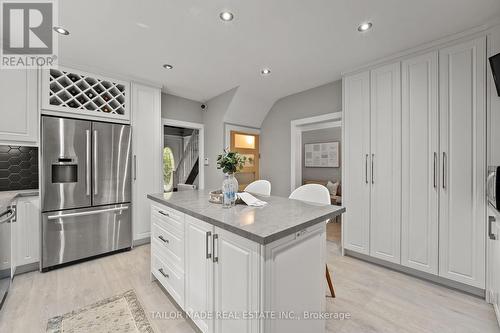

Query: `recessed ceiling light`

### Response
(261, 68, 271, 76)
(53, 26, 70, 35)
(219, 11, 234, 21)
(357, 22, 372, 32)
(163, 64, 173, 70)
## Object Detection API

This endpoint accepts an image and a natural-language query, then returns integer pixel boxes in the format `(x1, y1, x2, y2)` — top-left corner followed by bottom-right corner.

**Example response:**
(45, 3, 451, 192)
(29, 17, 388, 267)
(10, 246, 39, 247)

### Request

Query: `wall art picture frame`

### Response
(304, 141, 339, 168)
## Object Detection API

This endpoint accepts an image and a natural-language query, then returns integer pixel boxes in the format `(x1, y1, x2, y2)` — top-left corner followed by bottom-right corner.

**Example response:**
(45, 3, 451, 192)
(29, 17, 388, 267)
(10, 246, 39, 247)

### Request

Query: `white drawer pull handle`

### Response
(159, 268, 169, 279)
(158, 235, 169, 244)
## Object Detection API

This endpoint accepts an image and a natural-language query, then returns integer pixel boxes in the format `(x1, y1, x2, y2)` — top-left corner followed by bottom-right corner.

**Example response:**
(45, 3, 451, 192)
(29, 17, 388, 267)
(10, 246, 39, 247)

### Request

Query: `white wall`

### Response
(161, 93, 203, 123)
(260, 80, 342, 197)
(202, 88, 238, 190)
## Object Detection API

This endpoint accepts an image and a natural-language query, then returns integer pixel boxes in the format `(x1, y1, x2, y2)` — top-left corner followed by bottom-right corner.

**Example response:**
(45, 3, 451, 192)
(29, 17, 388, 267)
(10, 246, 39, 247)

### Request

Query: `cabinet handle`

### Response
(158, 210, 170, 217)
(206, 231, 212, 259)
(489, 216, 497, 240)
(158, 268, 169, 278)
(433, 152, 437, 188)
(371, 154, 375, 184)
(158, 235, 169, 244)
(213, 234, 219, 263)
(133, 155, 137, 181)
(442, 152, 447, 189)
(365, 154, 369, 184)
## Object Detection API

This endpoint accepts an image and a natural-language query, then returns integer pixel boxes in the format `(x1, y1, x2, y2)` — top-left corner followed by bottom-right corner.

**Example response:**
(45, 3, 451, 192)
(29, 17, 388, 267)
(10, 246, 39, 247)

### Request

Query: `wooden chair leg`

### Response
(326, 264, 336, 298)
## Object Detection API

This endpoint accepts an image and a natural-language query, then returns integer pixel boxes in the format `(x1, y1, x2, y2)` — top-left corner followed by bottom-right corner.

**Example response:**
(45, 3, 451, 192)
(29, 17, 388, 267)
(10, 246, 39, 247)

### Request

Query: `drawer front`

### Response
(152, 253, 184, 308)
(152, 223, 184, 271)
(151, 204, 184, 235)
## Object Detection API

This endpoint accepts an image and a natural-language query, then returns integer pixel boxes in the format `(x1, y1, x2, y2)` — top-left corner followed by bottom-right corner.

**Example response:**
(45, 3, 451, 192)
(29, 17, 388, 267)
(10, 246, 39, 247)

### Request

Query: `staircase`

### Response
(173, 130, 199, 190)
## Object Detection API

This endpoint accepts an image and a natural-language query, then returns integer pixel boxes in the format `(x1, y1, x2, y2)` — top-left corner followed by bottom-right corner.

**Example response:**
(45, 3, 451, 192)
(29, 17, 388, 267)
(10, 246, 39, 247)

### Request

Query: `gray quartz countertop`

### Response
(0, 190, 39, 213)
(148, 190, 345, 245)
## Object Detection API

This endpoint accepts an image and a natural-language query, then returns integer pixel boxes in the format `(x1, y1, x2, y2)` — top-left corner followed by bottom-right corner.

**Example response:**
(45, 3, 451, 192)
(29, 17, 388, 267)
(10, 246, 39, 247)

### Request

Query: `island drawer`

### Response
(152, 253, 184, 308)
(151, 204, 184, 235)
(152, 223, 184, 271)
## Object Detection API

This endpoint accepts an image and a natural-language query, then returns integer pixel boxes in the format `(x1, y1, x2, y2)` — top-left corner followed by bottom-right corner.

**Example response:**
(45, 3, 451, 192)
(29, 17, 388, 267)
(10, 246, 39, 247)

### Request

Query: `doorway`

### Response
(290, 112, 342, 244)
(162, 119, 204, 192)
(230, 131, 260, 191)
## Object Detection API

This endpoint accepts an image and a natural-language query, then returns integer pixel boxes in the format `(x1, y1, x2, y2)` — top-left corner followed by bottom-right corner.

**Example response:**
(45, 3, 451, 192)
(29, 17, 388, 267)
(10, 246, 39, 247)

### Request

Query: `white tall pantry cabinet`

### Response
(131, 83, 162, 242)
(343, 36, 487, 289)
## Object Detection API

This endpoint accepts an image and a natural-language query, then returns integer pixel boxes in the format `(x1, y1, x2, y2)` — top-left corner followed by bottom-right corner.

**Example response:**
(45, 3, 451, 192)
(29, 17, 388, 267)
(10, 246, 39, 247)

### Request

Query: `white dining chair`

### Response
(244, 180, 271, 196)
(289, 184, 336, 298)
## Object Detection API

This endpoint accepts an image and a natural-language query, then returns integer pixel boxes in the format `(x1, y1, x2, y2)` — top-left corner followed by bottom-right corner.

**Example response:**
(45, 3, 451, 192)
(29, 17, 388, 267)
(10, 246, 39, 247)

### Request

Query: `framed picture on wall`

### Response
(304, 141, 339, 167)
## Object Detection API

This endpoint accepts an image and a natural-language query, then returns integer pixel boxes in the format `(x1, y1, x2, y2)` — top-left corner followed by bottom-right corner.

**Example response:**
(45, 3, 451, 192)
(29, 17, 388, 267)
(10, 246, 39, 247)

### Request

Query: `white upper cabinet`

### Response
(401, 52, 439, 274)
(0, 69, 38, 145)
(41, 67, 130, 122)
(131, 83, 162, 241)
(369, 62, 402, 264)
(438, 37, 486, 288)
(342, 71, 371, 255)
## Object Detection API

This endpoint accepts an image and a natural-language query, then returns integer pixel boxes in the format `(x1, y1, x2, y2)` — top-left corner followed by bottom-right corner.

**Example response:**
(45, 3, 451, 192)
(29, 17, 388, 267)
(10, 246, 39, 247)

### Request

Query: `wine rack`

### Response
(42, 67, 130, 121)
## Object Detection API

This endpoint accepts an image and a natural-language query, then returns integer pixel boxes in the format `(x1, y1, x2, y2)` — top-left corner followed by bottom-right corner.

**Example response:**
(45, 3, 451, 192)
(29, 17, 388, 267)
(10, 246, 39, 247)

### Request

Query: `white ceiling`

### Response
(59, 0, 500, 125)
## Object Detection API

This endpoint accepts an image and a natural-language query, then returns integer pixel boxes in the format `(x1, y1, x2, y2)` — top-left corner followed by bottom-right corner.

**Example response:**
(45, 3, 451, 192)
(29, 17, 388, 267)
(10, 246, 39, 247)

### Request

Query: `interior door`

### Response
(230, 131, 259, 191)
(342, 71, 371, 255)
(369, 62, 402, 264)
(438, 37, 486, 288)
(401, 52, 439, 274)
(41, 116, 92, 211)
(213, 227, 260, 333)
(92, 122, 132, 206)
(185, 216, 214, 333)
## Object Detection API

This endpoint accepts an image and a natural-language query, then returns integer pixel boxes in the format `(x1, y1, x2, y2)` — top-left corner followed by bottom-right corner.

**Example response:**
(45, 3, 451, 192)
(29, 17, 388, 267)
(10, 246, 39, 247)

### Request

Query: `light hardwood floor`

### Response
(0, 242, 498, 333)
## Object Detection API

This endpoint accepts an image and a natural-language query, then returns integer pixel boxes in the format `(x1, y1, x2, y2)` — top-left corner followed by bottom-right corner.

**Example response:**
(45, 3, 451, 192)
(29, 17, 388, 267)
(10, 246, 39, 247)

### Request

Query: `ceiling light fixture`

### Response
(53, 26, 70, 35)
(219, 11, 234, 21)
(261, 68, 271, 76)
(163, 64, 173, 70)
(357, 22, 372, 32)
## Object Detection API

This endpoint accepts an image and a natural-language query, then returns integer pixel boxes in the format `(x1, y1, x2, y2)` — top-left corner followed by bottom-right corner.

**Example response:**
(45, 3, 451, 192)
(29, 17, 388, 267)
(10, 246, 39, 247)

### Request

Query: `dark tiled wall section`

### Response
(0, 146, 39, 191)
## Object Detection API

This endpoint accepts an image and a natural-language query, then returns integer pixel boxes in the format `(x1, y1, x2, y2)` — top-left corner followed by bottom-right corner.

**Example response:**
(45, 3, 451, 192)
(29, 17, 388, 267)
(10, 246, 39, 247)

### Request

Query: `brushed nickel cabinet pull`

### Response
(365, 154, 369, 184)
(442, 152, 447, 189)
(158, 268, 169, 278)
(433, 152, 437, 188)
(371, 154, 375, 184)
(206, 231, 212, 259)
(158, 235, 169, 243)
(213, 234, 219, 263)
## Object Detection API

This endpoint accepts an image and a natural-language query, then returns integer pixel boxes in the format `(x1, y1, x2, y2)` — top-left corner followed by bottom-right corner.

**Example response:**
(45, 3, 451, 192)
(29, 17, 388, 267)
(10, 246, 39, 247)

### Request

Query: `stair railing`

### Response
(174, 130, 199, 185)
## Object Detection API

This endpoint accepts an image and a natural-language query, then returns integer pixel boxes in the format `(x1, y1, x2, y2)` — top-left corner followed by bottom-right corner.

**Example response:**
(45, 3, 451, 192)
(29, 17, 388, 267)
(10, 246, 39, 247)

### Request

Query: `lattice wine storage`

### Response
(43, 68, 129, 120)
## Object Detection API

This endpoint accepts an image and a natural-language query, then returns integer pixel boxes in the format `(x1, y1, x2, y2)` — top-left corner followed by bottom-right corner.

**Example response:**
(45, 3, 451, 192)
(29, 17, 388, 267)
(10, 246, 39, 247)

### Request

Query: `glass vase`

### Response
(222, 173, 239, 208)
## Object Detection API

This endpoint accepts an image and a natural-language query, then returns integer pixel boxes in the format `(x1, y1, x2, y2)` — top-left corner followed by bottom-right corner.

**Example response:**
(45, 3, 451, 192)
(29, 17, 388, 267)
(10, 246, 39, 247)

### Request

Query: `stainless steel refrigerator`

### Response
(41, 116, 132, 271)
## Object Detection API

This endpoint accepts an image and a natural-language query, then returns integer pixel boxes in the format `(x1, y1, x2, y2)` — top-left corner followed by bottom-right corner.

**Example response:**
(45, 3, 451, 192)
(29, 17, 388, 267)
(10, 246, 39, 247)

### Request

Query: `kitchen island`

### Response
(147, 190, 345, 333)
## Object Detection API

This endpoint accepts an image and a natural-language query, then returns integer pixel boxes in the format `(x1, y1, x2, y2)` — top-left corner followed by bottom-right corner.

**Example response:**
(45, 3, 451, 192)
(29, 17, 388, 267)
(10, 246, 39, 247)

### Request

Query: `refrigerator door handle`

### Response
(86, 130, 91, 196)
(47, 206, 129, 220)
(93, 130, 98, 196)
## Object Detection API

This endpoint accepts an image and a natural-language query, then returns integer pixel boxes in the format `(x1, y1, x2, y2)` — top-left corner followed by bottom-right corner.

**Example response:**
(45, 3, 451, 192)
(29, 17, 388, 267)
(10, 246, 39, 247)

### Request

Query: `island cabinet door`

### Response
(213, 227, 260, 333)
(184, 216, 214, 333)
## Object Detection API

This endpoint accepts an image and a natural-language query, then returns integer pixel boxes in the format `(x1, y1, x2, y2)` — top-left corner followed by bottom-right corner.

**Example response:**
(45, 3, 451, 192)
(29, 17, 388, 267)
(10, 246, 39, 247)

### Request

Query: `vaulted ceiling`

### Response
(59, 0, 500, 126)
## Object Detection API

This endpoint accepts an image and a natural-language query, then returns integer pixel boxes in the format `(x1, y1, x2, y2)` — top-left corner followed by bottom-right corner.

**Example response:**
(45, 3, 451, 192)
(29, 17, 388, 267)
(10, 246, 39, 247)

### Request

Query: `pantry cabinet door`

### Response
(342, 71, 371, 255)
(213, 227, 260, 333)
(369, 62, 402, 264)
(439, 37, 486, 288)
(401, 52, 439, 274)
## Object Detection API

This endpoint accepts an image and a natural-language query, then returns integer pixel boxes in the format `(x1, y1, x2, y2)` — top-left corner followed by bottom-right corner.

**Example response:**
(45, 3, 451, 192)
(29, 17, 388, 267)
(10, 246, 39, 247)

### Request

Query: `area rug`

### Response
(46, 290, 154, 333)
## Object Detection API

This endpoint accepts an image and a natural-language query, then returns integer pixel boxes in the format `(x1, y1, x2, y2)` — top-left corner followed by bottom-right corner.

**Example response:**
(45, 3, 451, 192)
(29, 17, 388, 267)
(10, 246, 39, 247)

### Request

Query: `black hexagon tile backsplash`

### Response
(0, 145, 38, 191)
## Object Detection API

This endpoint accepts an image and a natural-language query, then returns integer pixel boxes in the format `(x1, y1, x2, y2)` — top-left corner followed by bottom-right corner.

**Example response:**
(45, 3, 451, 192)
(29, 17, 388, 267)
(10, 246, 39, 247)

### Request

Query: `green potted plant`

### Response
(216, 149, 248, 207)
